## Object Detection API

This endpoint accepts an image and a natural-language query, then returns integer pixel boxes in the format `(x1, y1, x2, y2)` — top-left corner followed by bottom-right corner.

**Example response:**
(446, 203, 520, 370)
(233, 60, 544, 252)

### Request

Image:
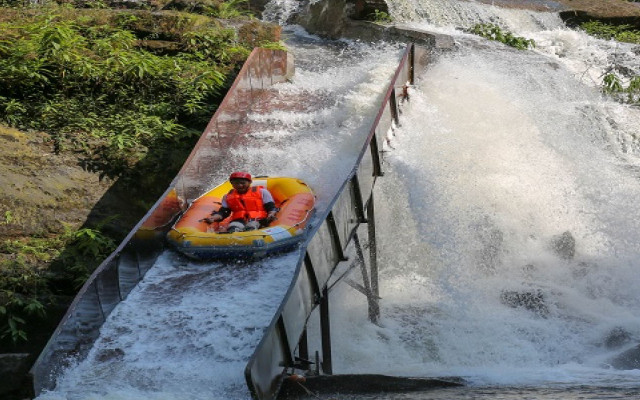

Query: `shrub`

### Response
(0, 223, 116, 343)
(602, 72, 640, 104)
(368, 9, 391, 23)
(580, 21, 640, 44)
(469, 23, 535, 50)
(0, 8, 242, 178)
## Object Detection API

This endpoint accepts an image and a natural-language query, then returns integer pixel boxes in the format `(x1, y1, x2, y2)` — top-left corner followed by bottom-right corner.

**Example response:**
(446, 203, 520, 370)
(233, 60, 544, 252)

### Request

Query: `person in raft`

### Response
(202, 171, 278, 232)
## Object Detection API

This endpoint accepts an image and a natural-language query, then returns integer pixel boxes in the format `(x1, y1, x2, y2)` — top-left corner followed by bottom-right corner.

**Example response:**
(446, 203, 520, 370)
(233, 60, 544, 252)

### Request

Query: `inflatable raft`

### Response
(167, 176, 315, 259)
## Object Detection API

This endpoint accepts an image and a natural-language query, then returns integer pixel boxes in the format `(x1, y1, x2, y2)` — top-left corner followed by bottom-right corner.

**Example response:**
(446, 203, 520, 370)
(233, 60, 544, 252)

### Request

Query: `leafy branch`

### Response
(469, 23, 536, 50)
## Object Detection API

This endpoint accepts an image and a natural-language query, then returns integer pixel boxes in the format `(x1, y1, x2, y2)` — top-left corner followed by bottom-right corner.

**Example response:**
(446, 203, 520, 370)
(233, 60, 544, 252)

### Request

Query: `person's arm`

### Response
(261, 189, 277, 221)
(202, 196, 231, 223)
(211, 207, 231, 221)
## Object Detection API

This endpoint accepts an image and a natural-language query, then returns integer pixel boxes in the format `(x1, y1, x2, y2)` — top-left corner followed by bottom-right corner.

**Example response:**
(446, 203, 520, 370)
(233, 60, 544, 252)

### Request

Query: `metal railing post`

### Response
(320, 286, 332, 375)
(409, 43, 415, 85)
(389, 88, 400, 126)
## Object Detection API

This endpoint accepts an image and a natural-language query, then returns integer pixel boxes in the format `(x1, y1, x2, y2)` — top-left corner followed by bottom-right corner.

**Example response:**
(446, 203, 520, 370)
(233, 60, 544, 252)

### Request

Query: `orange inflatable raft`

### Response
(167, 176, 315, 259)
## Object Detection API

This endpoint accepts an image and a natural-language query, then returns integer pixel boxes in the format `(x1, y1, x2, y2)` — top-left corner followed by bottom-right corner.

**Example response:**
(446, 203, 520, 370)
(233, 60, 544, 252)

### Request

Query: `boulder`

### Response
(550, 231, 575, 260)
(609, 344, 640, 370)
(500, 289, 549, 317)
(604, 327, 631, 350)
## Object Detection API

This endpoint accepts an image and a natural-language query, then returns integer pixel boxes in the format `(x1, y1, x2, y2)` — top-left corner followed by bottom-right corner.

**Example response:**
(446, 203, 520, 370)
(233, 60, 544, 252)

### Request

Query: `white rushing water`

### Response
(323, 0, 640, 391)
(37, 33, 403, 400)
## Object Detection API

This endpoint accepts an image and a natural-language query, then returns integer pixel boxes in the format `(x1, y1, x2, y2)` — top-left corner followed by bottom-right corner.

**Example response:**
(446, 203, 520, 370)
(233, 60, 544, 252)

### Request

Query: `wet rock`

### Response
(500, 289, 549, 317)
(604, 327, 631, 350)
(95, 348, 125, 362)
(0, 353, 31, 396)
(550, 231, 575, 260)
(609, 344, 640, 370)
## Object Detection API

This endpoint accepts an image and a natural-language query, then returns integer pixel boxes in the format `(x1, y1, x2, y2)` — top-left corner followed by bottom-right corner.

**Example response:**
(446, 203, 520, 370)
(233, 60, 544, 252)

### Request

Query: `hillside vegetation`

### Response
(0, 0, 281, 372)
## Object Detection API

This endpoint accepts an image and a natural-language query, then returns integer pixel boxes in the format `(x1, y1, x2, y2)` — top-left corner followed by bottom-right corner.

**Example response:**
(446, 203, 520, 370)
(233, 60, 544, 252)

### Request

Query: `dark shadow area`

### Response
(560, 10, 640, 29)
(278, 374, 465, 399)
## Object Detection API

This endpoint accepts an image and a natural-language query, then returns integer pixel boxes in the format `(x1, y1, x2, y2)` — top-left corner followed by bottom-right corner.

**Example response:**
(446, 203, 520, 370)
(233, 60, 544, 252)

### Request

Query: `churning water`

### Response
(36, 32, 403, 400)
(322, 0, 640, 398)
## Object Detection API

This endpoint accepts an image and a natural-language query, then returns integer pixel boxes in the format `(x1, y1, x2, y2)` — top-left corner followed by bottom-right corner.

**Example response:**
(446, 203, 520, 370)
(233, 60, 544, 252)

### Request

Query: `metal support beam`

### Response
(298, 328, 309, 366)
(353, 234, 379, 323)
(326, 211, 348, 261)
(367, 195, 380, 321)
(389, 88, 400, 127)
(277, 316, 294, 368)
(320, 287, 332, 375)
(304, 253, 321, 304)
(350, 175, 366, 223)
(94, 283, 106, 322)
(115, 255, 123, 301)
(370, 132, 384, 177)
(409, 43, 415, 85)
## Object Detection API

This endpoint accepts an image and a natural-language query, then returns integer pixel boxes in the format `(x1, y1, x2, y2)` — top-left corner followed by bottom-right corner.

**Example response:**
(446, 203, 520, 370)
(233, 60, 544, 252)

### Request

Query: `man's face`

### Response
(230, 179, 251, 193)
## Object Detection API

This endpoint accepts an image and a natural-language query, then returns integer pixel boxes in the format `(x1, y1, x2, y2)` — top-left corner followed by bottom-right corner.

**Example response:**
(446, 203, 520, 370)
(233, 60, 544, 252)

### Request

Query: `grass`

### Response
(580, 20, 640, 44)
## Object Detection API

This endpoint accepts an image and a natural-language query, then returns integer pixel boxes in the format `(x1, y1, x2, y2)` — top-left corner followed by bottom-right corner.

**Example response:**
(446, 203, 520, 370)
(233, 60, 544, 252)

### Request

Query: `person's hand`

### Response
(201, 214, 223, 224)
(265, 212, 277, 224)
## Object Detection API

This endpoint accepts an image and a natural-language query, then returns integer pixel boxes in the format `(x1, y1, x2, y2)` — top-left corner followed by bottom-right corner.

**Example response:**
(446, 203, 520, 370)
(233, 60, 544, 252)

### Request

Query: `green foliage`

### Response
(469, 23, 536, 50)
(580, 21, 640, 44)
(0, 256, 48, 344)
(183, 28, 237, 61)
(258, 41, 286, 51)
(368, 9, 392, 23)
(0, 223, 116, 343)
(214, 0, 251, 19)
(0, 7, 257, 179)
(602, 72, 640, 104)
(56, 225, 116, 286)
(603, 73, 624, 93)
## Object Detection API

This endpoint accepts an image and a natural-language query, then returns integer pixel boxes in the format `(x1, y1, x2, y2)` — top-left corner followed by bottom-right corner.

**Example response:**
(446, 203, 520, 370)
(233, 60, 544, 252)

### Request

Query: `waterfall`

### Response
(387, 0, 566, 32)
(323, 0, 640, 391)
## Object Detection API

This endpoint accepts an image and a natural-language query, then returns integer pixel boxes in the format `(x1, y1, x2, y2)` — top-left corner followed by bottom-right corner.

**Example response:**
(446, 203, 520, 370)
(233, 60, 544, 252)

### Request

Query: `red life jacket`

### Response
(226, 186, 267, 221)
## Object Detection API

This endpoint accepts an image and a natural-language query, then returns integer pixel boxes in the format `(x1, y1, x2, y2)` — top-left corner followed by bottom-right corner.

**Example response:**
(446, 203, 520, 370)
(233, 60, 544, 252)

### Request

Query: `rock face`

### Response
(0, 353, 31, 397)
(610, 344, 640, 370)
(555, 0, 640, 28)
(0, 126, 114, 241)
(500, 289, 549, 317)
(604, 327, 631, 350)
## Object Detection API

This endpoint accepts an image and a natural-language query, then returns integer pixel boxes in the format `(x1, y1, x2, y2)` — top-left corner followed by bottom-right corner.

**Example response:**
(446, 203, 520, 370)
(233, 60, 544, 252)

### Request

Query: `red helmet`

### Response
(229, 171, 252, 181)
